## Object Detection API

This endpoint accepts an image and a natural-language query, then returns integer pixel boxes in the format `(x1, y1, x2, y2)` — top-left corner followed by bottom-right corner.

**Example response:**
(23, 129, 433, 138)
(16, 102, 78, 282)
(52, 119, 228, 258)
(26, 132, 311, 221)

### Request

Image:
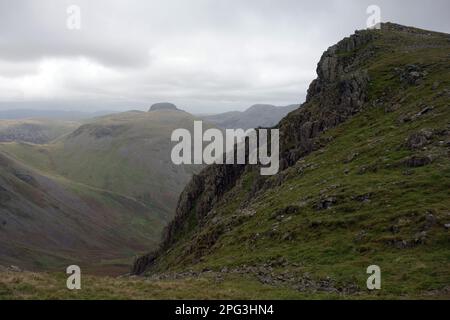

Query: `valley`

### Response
(0, 107, 208, 272)
(0, 22, 449, 300)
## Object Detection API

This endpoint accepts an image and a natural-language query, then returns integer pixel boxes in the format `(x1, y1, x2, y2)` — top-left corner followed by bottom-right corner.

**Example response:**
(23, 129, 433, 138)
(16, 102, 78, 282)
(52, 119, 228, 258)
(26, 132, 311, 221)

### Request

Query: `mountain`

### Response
(0, 108, 212, 271)
(0, 23, 449, 299)
(148, 102, 180, 112)
(0, 109, 113, 120)
(202, 104, 299, 129)
(131, 23, 450, 298)
(0, 119, 80, 144)
(0, 150, 164, 273)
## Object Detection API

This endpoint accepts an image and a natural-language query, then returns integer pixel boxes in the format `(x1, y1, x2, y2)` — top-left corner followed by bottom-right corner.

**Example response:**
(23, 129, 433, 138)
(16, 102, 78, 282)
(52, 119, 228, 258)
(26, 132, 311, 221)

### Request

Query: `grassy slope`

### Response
(0, 110, 203, 218)
(141, 25, 450, 298)
(0, 119, 80, 144)
(1, 24, 449, 299)
(0, 110, 209, 271)
(0, 270, 427, 300)
(0, 151, 165, 273)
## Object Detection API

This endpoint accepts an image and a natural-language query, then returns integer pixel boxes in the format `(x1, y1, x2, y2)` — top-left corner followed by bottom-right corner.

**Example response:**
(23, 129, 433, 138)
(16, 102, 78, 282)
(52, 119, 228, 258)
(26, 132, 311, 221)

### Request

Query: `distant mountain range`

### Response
(0, 101, 300, 271)
(0, 109, 113, 120)
(0, 119, 80, 144)
(131, 23, 450, 299)
(0, 105, 211, 271)
(201, 104, 299, 129)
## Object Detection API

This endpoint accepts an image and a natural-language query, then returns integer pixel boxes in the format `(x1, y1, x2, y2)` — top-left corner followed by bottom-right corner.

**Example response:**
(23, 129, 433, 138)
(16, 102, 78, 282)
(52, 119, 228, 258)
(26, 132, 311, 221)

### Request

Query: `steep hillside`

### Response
(133, 23, 450, 298)
(0, 119, 80, 144)
(202, 104, 299, 129)
(0, 109, 112, 120)
(0, 150, 164, 273)
(0, 109, 208, 220)
(0, 108, 213, 271)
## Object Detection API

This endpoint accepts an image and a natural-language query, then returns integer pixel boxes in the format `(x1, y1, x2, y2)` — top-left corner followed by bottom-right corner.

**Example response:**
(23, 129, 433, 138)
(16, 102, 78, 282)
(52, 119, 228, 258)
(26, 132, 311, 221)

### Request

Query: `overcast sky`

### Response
(0, 0, 449, 113)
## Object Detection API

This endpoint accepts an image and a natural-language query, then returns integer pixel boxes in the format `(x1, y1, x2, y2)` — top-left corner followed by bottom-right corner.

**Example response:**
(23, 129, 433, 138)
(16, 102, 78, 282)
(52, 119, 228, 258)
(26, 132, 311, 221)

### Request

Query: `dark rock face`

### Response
(91, 125, 125, 138)
(69, 124, 126, 139)
(149, 102, 179, 112)
(270, 205, 301, 220)
(161, 163, 247, 251)
(278, 29, 373, 170)
(131, 28, 377, 274)
(395, 64, 427, 85)
(132, 253, 156, 275)
(0, 124, 49, 144)
(404, 155, 433, 167)
(316, 197, 337, 210)
(405, 129, 433, 150)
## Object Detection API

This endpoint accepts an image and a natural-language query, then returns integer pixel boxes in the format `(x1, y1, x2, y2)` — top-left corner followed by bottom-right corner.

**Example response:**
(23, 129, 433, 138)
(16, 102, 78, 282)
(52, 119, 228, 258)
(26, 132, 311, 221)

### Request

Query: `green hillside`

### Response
(0, 150, 164, 273)
(0, 110, 204, 218)
(0, 109, 211, 271)
(0, 23, 449, 299)
(133, 23, 450, 298)
(0, 119, 80, 144)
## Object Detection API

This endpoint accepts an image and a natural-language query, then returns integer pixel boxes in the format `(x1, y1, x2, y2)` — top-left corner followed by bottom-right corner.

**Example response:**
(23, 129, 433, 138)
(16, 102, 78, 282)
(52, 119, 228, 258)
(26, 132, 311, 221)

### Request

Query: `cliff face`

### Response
(132, 22, 450, 298)
(132, 28, 377, 274)
(278, 29, 375, 170)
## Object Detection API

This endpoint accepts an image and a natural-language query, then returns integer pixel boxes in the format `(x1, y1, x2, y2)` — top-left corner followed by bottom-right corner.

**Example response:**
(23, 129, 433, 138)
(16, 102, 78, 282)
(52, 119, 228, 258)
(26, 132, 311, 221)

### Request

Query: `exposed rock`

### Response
(404, 155, 433, 168)
(149, 102, 179, 112)
(344, 152, 359, 163)
(69, 124, 126, 139)
(413, 106, 434, 120)
(8, 265, 22, 272)
(91, 125, 125, 138)
(136, 30, 374, 267)
(270, 205, 301, 220)
(316, 197, 337, 210)
(352, 193, 372, 202)
(132, 24, 446, 276)
(393, 240, 410, 249)
(395, 64, 427, 85)
(424, 214, 437, 230)
(405, 129, 433, 150)
(132, 253, 156, 275)
(0, 123, 50, 144)
(414, 231, 428, 244)
(397, 114, 412, 124)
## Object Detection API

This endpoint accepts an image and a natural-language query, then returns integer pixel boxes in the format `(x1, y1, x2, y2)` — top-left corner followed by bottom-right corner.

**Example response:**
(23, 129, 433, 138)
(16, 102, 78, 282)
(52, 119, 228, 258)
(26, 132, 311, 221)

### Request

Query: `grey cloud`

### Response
(0, 0, 449, 113)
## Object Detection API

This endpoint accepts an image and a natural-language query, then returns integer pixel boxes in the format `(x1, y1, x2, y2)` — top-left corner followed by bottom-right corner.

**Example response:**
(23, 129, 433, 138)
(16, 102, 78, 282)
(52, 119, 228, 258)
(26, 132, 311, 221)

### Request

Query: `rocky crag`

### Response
(132, 23, 449, 298)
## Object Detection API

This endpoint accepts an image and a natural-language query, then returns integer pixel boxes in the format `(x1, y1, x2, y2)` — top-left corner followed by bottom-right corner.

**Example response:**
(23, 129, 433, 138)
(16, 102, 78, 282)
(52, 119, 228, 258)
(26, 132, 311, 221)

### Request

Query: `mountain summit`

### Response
(202, 104, 299, 129)
(131, 23, 450, 298)
(149, 102, 180, 112)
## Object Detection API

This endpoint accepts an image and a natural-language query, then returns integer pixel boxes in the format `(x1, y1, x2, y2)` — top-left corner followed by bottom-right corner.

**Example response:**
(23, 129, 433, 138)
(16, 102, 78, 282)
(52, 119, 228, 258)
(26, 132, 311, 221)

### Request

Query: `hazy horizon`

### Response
(1, 0, 449, 114)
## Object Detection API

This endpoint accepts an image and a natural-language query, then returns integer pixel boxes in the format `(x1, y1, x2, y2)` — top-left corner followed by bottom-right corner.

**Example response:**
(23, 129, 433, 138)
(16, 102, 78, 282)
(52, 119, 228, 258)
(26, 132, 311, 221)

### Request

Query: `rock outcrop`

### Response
(132, 27, 378, 274)
(148, 102, 179, 112)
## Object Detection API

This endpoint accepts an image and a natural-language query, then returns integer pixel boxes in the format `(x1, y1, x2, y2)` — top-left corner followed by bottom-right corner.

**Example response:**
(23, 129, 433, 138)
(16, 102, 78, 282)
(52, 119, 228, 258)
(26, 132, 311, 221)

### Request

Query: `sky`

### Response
(0, 0, 449, 114)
